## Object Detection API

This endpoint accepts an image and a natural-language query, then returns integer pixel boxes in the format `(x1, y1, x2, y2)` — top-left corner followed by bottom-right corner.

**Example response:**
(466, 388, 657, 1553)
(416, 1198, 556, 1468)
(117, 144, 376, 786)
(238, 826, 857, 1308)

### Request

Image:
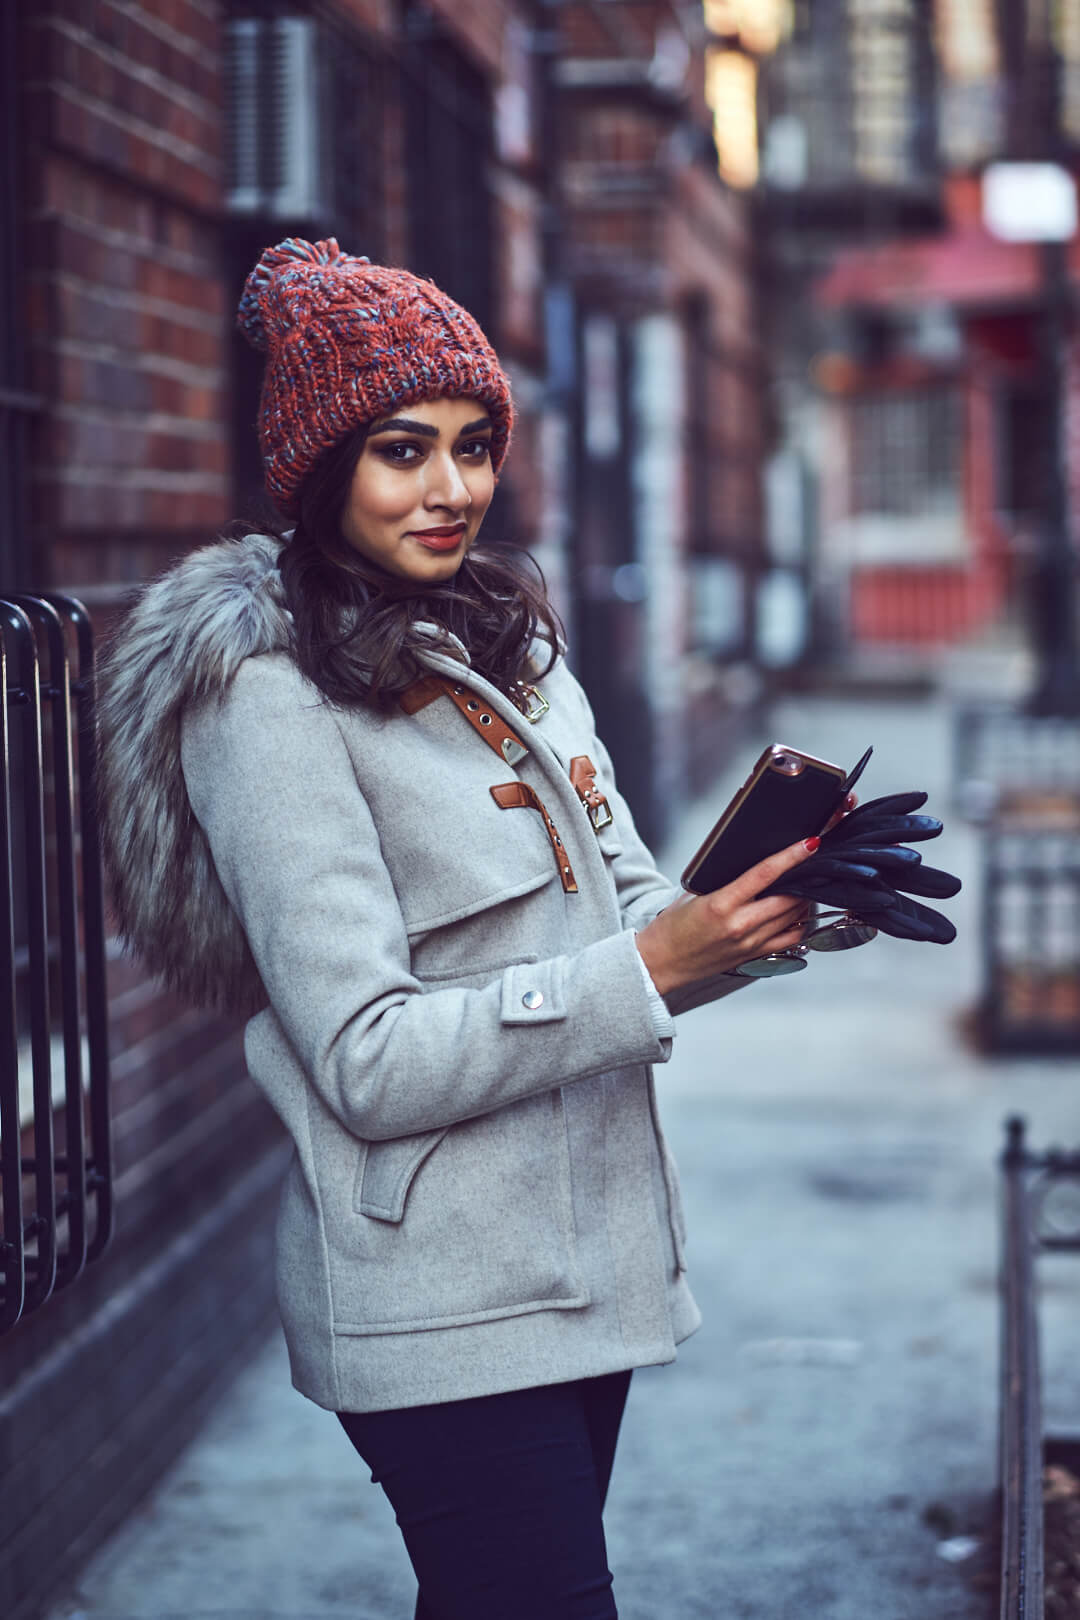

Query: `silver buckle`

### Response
(588, 800, 613, 831)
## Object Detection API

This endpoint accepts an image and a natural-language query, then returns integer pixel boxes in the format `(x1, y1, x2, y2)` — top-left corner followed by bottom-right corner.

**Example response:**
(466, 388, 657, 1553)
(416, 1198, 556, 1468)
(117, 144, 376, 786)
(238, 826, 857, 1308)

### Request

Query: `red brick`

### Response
(137, 257, 224, 315)
(330, 0, 394, 34)
(134, 311, 221, 367)
(145, 432, 227, 475)
(40, 5, 221, 102)
(47, 83, 221, 211)
(134, 0, 223, 56)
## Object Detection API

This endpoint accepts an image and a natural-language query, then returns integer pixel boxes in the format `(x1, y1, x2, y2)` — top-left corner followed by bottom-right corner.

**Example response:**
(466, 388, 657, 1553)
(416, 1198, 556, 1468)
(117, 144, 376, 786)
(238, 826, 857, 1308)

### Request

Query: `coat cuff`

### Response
(631, 932, 676, 1053)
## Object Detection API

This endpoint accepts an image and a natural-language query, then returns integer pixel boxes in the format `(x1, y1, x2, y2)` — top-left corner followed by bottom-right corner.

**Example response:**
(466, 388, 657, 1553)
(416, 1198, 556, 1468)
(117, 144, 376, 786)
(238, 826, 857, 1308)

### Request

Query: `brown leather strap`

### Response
(400, 675, 529, 766)
(569, 755, 613, 832)
(399, 675, 445, 715)
(401, 673, 577, 893)
(491, 782, 578, 893)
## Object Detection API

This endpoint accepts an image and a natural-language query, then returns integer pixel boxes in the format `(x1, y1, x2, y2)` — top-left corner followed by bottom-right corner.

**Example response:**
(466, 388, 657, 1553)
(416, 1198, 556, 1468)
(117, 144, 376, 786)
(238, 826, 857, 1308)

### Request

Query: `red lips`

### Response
(410, 524, 467, 552)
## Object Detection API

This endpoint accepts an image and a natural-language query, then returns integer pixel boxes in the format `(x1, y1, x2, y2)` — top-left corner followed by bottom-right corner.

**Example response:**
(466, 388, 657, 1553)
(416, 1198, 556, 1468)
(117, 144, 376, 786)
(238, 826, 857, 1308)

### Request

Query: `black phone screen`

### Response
(682, 747, 852, 895)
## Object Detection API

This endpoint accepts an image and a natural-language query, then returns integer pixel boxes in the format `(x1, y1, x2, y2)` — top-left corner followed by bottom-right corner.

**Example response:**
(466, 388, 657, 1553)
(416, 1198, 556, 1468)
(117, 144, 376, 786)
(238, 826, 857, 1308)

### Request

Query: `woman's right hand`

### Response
(634, 837, 822, 996)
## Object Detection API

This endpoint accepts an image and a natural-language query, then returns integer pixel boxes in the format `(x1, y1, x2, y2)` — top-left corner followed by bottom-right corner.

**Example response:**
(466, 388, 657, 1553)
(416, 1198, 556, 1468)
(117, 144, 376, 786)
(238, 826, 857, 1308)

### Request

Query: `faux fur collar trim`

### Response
(95, 531, 534, 1013)
(96, 531, 298, 1015)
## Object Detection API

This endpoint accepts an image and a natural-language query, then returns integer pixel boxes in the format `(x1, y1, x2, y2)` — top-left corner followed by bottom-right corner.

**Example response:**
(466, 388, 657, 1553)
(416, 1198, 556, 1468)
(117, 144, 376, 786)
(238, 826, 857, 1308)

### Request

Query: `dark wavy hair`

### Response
(244, 423, 563, 711)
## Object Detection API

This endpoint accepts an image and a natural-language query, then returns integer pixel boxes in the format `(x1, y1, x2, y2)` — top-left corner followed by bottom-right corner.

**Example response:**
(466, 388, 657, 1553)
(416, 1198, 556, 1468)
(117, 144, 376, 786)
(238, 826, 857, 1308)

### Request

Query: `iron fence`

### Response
(0, 592, 111, 1333)
(999, 1117, 1080, 1620)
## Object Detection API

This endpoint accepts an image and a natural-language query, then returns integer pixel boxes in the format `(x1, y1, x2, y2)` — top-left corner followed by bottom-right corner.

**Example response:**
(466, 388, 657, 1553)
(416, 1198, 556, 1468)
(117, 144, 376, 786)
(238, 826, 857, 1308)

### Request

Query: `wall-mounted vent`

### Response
(225, 17, 330, 221)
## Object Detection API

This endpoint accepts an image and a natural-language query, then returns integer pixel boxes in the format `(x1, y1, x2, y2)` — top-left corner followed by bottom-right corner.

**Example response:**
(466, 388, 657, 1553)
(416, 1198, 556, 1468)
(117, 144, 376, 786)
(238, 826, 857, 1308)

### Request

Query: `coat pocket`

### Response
(352, 1127, 449, 1221)
(330, 1088, 590, 1335)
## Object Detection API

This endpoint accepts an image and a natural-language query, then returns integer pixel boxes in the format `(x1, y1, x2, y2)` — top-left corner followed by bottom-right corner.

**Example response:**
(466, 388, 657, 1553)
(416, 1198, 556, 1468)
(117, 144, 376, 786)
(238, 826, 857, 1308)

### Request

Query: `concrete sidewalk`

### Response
(47, 692, 1080, 1620)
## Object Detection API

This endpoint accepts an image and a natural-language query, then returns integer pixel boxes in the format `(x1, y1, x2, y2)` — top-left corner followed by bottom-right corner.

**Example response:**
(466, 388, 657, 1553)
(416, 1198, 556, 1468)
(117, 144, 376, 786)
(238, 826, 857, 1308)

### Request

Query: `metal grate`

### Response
(0, 594, 112, 1333)
(953, 704, 1080, 821)
(981, 814, 1080, 1052)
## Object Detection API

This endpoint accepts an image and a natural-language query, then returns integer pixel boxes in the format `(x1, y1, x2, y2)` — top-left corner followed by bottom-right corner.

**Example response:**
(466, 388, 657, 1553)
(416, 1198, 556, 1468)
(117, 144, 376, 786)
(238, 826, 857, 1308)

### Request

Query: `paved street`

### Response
(47, 690, 1080, 1620)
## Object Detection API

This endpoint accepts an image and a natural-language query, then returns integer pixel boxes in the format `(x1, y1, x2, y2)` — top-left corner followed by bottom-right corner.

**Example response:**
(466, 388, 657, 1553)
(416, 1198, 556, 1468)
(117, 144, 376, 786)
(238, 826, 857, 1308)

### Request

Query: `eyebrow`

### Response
(367, 415, 492, 439)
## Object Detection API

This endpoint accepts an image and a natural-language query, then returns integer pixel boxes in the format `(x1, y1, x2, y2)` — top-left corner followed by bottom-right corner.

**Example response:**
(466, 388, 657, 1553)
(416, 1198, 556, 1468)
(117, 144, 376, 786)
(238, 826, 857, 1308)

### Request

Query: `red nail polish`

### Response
(803, 836, 821, 853)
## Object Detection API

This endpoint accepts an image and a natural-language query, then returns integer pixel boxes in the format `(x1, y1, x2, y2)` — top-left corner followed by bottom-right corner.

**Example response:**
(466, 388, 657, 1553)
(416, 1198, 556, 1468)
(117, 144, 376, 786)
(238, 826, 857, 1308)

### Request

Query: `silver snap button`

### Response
(521, 989, 544, 1010)
(467, 700, 479, 711)
(480, 713, 493, 725)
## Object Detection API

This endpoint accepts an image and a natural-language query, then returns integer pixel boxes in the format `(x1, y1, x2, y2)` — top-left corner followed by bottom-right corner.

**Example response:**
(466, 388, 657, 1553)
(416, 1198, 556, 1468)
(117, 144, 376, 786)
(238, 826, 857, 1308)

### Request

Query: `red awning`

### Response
(817, 227, 1080, 312)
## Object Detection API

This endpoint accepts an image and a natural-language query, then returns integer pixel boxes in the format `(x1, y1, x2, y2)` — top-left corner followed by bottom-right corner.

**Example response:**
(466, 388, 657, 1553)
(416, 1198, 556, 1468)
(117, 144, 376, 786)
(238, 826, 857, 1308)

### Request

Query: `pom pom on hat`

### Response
(235, 236, 512, 515)
(237, 237, 372, 352)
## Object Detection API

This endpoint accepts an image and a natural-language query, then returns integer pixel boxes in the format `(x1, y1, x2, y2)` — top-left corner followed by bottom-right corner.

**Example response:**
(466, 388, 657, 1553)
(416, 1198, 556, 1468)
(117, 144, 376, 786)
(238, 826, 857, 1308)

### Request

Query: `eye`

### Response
(458, 438, 492, 460)
(377, 440, 423, 464)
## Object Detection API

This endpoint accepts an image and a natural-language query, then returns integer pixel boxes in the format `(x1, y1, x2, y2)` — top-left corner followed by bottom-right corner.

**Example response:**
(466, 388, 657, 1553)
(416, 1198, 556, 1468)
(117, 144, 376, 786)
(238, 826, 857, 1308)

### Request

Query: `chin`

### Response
(404, 555, 465, 585)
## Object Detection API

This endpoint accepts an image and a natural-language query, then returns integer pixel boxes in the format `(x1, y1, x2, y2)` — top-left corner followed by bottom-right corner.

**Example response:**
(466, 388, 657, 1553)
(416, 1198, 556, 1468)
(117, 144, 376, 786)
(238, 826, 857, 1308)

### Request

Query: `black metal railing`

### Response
(999, 1117, 1080, 1620)
(0, 592, 112, 1333)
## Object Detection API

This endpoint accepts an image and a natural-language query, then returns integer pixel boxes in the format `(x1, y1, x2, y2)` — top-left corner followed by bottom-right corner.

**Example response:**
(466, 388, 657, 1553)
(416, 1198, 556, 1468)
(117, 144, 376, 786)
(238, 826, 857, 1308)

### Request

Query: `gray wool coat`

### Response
(97, 531, 751, 1414)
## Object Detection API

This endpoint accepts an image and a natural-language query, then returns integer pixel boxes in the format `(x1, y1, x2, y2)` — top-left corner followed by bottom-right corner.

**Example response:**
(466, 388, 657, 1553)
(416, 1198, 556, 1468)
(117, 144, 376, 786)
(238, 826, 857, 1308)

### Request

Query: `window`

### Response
(851, 388, 962, 518)
(223, 7, 388, 515)
(400, 2, 495, 339)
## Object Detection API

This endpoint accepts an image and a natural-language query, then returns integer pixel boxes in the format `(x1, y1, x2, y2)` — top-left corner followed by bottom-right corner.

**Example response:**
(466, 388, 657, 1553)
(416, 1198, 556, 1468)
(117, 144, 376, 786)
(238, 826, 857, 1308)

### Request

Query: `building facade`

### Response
(751, 0, 1080, 679)
(0, 5, 765, 1616)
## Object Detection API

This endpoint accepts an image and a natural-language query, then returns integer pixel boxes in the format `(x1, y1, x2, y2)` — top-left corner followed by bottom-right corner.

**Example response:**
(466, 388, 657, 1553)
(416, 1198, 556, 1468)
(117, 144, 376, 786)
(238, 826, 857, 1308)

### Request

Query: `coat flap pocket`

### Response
(354, 1127, 450, 1222)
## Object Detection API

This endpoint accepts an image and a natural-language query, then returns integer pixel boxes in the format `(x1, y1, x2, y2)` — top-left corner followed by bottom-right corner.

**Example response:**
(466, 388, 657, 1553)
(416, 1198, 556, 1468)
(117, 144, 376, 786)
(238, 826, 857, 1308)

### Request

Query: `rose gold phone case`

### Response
(681, 744, 846, 894)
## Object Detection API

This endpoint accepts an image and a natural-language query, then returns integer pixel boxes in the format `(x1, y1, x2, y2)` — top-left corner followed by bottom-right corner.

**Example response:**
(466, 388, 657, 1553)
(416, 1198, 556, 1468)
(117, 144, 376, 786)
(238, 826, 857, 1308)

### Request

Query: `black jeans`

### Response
(336, 1369, 632, 1620)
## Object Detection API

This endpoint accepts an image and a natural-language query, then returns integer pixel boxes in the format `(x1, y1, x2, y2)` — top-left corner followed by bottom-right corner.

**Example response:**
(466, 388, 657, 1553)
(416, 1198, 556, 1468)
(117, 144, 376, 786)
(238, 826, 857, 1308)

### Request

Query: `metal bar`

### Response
(12, 597, 87, 1286)
(0, 599, 55, 1314)
(0, 618, 23, 1330)
(42, 593, 112, 1261)
(999, 1116, 1045, 1620)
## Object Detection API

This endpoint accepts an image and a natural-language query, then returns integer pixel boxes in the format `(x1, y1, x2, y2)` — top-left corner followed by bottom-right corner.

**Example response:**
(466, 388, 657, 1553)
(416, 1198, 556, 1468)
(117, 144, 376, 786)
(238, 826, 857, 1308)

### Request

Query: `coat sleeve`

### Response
(180, 655, 673, 1142)
(557, 667, 754, 1019)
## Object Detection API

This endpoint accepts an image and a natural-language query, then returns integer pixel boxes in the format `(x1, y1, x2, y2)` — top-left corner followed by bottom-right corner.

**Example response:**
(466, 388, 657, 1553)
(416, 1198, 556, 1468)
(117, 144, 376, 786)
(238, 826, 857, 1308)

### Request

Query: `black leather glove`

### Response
(761, 791, 961, 945)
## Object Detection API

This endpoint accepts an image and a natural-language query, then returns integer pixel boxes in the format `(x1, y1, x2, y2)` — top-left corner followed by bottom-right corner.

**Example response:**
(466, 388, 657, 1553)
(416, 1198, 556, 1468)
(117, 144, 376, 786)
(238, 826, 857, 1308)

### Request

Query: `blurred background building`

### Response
(746, 0, 1080, 682)
(2, 5, 1078, 1618)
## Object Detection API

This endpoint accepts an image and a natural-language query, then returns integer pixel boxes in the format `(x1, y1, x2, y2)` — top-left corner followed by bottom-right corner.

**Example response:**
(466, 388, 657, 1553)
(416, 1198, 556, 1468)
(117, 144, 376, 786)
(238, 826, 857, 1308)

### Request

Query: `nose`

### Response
(423, 449, 471, 513)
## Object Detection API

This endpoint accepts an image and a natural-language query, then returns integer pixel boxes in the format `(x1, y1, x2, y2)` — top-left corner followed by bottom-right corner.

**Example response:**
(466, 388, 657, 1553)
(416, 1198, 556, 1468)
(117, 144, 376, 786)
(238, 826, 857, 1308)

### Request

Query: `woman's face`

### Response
(340, 397, 496, 584)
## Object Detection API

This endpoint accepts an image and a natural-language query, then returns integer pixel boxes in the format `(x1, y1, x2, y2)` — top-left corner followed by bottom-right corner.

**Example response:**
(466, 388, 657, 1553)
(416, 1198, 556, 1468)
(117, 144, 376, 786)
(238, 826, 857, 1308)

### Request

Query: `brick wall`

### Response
(24, 0, 230, 592)
(3, 10, 289, 1617)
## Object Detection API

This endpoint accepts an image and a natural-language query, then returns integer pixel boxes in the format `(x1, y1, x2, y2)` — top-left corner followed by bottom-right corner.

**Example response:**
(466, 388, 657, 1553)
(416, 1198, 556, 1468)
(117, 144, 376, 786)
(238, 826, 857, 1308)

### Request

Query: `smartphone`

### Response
(681, 744, 849, 895)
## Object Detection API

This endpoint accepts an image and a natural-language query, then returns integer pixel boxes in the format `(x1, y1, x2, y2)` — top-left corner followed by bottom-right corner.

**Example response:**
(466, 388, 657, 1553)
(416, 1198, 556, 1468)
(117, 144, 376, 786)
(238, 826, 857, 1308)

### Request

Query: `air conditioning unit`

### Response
(225, 16, 330, 221)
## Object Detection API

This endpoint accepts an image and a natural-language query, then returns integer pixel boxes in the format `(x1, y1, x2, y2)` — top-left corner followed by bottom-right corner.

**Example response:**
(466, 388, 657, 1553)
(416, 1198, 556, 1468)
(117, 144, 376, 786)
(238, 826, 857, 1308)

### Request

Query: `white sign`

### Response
(982, 162, 1078, 244)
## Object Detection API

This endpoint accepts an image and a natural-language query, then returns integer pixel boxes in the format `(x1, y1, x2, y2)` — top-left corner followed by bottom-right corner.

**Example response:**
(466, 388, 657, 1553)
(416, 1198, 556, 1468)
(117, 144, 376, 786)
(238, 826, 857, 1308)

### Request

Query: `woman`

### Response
(96, 238, 819, 1620)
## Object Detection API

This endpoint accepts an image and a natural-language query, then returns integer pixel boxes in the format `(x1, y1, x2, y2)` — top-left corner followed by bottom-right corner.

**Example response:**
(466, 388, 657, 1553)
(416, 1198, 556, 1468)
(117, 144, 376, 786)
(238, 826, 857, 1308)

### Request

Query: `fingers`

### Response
(738, 900, 810, 959)
(725, 835, 822, 907)
(822, 790, 858, 836)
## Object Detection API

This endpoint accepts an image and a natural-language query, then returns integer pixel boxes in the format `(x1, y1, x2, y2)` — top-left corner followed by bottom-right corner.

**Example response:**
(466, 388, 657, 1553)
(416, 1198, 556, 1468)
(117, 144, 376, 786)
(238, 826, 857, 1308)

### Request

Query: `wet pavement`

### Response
(46, 688, 1080, 1620)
